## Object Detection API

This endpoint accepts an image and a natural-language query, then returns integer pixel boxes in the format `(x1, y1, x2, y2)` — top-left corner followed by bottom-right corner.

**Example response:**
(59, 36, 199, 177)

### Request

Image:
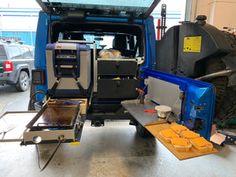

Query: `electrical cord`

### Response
(28, 90, 46, 110)
(35, 135, 64, 172)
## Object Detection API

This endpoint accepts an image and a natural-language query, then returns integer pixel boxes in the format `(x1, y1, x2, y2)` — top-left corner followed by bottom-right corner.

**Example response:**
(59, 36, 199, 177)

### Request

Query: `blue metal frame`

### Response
(34, 11, 48, 101)
(143, 69, 215, 139)
(142, 17, 156, 70)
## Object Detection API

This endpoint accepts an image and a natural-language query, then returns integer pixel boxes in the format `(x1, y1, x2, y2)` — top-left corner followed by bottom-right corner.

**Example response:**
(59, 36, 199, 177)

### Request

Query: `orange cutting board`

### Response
(145, 123, 218, 160)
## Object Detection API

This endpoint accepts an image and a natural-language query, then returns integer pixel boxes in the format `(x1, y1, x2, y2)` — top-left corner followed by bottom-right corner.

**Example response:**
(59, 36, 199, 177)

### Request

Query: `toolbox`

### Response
(97, 78, 139, 99)
(97, 58, 137, 76)
(97, 58, 138, 99)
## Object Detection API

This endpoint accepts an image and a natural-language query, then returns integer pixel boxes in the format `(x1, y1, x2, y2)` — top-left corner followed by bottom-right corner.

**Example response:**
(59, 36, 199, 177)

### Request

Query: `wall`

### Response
(152, 0, 186, 29)
(0, 31, 36, 46)
(190, 0, 236, 30)
(0, 0, 40, 45)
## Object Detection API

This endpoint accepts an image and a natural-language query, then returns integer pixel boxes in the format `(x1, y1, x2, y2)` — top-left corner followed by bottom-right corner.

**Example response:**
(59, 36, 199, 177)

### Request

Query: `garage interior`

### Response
(1, 0, 236, 177)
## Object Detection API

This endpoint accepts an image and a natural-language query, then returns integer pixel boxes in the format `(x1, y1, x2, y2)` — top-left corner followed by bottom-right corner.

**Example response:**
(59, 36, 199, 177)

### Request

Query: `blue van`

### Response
(32, 0, 215, 139)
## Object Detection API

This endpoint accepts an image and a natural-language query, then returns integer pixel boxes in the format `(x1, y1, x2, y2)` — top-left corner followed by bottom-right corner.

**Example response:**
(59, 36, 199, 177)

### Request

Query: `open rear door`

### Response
(122, 69, 217, 160)
(123, 68, 215, 139)
(36, 0, 160, 18)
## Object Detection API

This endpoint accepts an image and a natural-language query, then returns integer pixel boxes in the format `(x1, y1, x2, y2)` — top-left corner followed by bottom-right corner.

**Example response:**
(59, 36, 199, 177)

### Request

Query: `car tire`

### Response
(205, 58, 228, 112)
(216, 88, 236, 127)
(136, 123, 153, 138)
(204, 58, 236, 127)
(16, 70, 30, 92)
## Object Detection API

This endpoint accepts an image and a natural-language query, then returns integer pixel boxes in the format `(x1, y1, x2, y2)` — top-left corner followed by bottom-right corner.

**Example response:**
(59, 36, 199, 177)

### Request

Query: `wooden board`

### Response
(145, 123, 218, 160)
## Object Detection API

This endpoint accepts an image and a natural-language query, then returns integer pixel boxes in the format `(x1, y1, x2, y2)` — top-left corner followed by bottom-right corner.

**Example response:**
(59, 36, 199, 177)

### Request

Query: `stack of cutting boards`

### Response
(145, 123, 218, 160)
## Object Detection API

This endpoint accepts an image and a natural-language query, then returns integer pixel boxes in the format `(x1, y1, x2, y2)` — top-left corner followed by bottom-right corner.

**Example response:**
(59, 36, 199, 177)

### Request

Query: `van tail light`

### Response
(4, 60, 13, 72)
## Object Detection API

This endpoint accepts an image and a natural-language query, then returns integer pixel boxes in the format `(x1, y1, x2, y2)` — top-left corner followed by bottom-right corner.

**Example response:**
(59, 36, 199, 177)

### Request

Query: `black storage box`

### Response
(97, 59, 137, 76)
(97, 78, 139, 99)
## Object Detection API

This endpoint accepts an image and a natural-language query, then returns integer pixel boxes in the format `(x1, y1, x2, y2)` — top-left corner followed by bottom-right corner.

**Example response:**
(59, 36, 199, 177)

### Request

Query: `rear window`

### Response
(39, 0, 158, 18)
(7, 46, 22, 59)
(0, 45, 7, 60)
(42, 0, 155, 7)
(20, 46, 33, 58)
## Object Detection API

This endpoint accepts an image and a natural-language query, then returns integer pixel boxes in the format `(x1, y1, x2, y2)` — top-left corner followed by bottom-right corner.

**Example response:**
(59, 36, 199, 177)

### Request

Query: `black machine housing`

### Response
(156, 16, 236, 125)
(156, 16, 236, 79)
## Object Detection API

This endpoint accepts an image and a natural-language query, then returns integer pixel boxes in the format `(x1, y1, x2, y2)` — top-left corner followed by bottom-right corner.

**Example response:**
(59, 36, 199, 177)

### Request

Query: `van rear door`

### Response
(36, 0, 160, 18)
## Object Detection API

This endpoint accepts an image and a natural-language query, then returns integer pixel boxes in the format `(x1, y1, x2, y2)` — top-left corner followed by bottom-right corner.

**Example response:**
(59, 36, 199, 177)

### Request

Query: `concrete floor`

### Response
(0, 85, 30, 113)
(0, 85, 236, 177)
(0, 120, 236, 177)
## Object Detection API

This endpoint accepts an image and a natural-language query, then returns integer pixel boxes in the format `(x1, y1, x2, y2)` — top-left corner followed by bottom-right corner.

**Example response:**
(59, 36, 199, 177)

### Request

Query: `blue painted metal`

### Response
(143, 69, 215, 140)
(85, 16, 143, 24)
(34, 11, 48, 101)
(141, 17, 156, 70)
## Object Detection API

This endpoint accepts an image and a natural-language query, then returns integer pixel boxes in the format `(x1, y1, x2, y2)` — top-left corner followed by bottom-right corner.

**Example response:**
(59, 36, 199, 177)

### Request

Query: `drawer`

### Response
(97, 79, 139, 99)
(98, 60, 137, 76)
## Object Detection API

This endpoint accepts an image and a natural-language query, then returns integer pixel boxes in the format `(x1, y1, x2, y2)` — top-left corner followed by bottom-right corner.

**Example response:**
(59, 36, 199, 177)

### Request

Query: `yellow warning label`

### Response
(183, 36, 202, 53)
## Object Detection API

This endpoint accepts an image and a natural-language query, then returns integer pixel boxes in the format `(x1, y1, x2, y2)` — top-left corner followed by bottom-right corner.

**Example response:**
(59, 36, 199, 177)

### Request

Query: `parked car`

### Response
(0, 41, 34, 91)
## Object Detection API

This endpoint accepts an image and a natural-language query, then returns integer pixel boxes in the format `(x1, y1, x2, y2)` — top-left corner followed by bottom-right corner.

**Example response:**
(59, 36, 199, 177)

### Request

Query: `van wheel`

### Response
(136, 123, 153, 138)
(16, 71, 30, 92)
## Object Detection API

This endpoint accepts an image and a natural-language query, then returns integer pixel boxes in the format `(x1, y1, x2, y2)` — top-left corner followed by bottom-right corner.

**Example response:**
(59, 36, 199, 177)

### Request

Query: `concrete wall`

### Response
(0, 8, 39, 45)
(0, 0, 40, 45)
(190, 0, 236, 30)
(0, 0, 39, 8)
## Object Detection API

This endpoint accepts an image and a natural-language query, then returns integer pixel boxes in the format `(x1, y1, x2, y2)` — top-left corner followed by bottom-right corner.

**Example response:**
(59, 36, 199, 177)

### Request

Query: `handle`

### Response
(115, 62, 120, 69)
(116, 80, 121, 87)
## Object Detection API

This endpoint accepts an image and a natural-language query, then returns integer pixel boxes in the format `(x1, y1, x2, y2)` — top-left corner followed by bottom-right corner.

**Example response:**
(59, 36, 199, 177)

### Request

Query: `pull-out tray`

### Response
(0, 99, 87, 145)
(29, 103, 80, 130)
(33, 105, 77, 128)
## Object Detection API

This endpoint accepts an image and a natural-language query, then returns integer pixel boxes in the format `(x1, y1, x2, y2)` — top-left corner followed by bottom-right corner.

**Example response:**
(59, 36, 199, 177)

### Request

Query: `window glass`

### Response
(83, 34, 138, 58)
(0, 45, 7, 60)
(41, 0, 155, 8)
(83, 35, 115, 49)
(8, 46, 22, 59)
(152, 0, 187, 37)
(40, 0, 158, 17)
(20, 46, 33, 58)
(29, 47, 35, 58)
